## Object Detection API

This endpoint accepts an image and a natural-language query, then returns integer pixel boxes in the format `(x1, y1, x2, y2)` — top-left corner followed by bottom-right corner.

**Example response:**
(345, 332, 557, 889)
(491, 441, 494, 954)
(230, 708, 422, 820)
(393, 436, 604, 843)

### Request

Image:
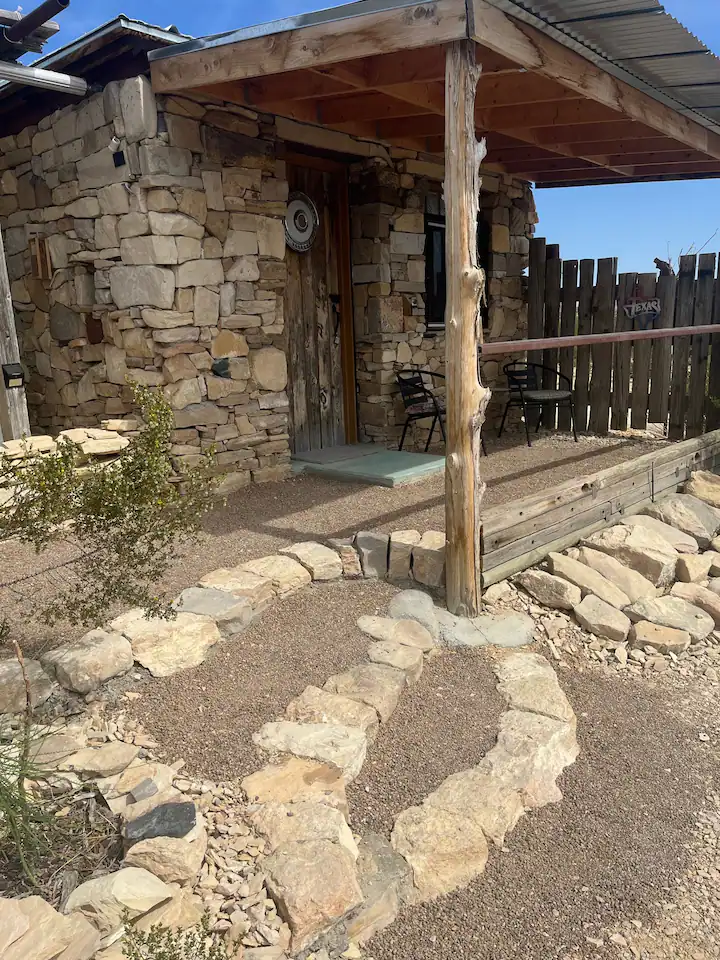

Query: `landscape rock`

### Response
(253, 721, 367, 781)
(424, 767, 525, 847)
(264, 839, 363, 952)
(367, 640, 424, 682)
(132, 888, 202, 933)
(621, 514, 699, 554)
(0, 898, 29, 953)
(670, 581, 720, 627)
(241, 758, 348, 814)
(0, 658, 56, 714)
(629, 620, 691, 655)
(124, 800, 197, 846)
(387, 589, 439, 638)
(675, 553, 713, 583)
(388, 530, 421, 580)
(625, 595, 714, 641)
(64, 867, 172, 935)
(279, 542, 342, 581)
(109, 609, 222, 676)
(435, 609, 488, 647)
(472, 611, 536, 648)
(242, 555, 312, 598)
(577, 547, 657, 602)
(3, 896, 96, 960)
(285, 686, 379, 741)
(328, 538, 362, 579)
(644, 494, 720, 549)
(479, 709, 579, 808)
(41, 629, 132, 693)
(324, 664, 407, 723)
(548, 552, 630, 608)
(124, 832, 207, 884)
(515, 570, 581, 610)
(198, 566, 274, 607)
(581, 525, 677, 587)
(391, 803, 489, 902)
(412, 530, 446, 589)
(355, 531, 389, 578)
(346, 834, 410, 943)
(173, 586, 255, 636)
(59, 740, 139, 777)
(684, 470, 720, 509)
(251, 800, 357, 859)
(495, 652, 575, 723)
(96, 759, 178, 816)
(357, 615, 435, 651)
(574, 594, 631, 643)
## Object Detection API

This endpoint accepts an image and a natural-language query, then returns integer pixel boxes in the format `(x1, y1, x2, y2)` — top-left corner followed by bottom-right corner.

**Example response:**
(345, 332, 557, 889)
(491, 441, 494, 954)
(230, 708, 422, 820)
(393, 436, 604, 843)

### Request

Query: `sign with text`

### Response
(623, 297, 661, 330)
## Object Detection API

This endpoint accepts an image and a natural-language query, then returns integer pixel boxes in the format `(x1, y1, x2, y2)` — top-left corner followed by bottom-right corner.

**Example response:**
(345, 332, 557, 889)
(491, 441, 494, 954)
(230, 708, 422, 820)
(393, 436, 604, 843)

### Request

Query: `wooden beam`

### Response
(319, 91, 434, 124)
(150, 0, 468, 92)
(529, 121, 656, 146)
(479, 99, 620, 131)
(444, 39, 489, 618)
(0, 227, 30, 441)
(586, 150, 720, 167)
(481, 323, 720, 357)
(470, 0, 720, 160)
(244, 71, 356, 105)
(376, 114, 446, 139)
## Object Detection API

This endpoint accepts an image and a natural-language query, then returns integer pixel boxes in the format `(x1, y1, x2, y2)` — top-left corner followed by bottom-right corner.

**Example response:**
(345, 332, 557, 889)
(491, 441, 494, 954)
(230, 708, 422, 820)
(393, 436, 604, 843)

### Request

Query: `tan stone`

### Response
(356, 615, 435, 651)
(516, 569, 582, 610)
(198, 567, 274, 607)
(176, 259, 224, 287)
(251, 346, 287, 391)
(670, 581, 720, 627)
(3, 896, 92, 960)
(621, 514, 699, 554)
(212, 329, 249, 358)
(58, 740, 139, 776)
(685, 470, 720, 509)
(109, 265, 175, 310)
(367, 640, 423, 682)
(241, 757, 348, 814)
(629, 620, 691, 655)
(124, 831, 208, 884)
(625, 595, 713, 641)
(254, 720, 367, 781)
(109, 609, 222, 677)
(285, 685, 379, 741)
(495, 651, 575, 723)
(574, 594, 631, 643)
(224, 230, 258, 257)
(581, 525, 678, 587)
(548, 552, 629, 609)
(148, 211, 204, 239)
(63, 867, 172, 936)
(117, 212, 149, 239)
(279, 541, 342, 580)
(242, 554, 311, 598)
(424, 768, 524, 848)
(412, 530, 445, 589)
(0, 658, 56, 714)
(644, 494, 720, 550)
(388, 530, 421, 580)
(577, 547, 657, 603)
(675, 553, 713, 582)
(0, 897, 30, 953)
(41, 628, 133, 693)
(194, 286, 219, 326)
(324, 664, 406, 723)
(252, 800, 357, 859)
(121, 235, 178, 265)
(164, 378, 202, 410)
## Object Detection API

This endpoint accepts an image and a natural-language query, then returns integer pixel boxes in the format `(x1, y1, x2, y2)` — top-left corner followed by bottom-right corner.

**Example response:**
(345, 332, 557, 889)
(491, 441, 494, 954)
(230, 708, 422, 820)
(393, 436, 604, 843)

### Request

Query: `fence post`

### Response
(686, 252, 716, 437)
(630, 272, 657, 430)
(574, 259, 594, 432)
(611, 272, 636, 431)
(542, 245, 561, 429)
(557, 259, 578, 432)
(707, 256, 720, 431)
(527, 238, 546, 368)
(669, 255, 697, 441)
(649, 272, 677, 426)
(588, 258, 616, 435)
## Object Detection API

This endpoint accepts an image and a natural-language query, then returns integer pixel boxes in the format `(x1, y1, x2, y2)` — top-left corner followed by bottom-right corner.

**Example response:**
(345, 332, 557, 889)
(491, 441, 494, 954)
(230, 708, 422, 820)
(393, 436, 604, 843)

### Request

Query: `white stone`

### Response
(357, 615, 435, 651)
(279, 541, 342, 580)
(58, 740, 139, 777)
(109, 265, 175, 309)
(109, 609, 222, 677)
(0, 658, 55, 714)
(63, 867, 172, 936)
(41, 628, 132, 693)
(644, 494, 720, 550)
(253, 721, 368, 781)
(624, 595, 714, 641)
(368, 640, 424, 682)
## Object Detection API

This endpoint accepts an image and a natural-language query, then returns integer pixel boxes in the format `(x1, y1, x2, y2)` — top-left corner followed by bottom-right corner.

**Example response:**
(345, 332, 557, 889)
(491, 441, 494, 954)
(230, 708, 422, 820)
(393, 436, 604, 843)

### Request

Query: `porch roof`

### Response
(147, 0, 720, 187)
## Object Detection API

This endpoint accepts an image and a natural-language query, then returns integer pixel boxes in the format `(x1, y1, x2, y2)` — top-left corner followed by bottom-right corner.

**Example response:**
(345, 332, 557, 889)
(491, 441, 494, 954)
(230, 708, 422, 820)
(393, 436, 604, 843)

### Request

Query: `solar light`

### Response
(2, 363, 25, 389)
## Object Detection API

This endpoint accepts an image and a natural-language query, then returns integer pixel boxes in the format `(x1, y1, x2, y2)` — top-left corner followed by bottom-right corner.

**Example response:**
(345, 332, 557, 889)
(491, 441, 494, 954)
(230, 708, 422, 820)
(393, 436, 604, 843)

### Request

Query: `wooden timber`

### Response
(0, 227, 30, 442)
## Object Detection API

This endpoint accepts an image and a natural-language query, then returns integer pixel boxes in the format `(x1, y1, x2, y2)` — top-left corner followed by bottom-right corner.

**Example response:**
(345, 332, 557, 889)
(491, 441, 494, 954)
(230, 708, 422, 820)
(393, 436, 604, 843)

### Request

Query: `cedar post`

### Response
(0, 227, 30, 441)
(444, 40, 490, 617)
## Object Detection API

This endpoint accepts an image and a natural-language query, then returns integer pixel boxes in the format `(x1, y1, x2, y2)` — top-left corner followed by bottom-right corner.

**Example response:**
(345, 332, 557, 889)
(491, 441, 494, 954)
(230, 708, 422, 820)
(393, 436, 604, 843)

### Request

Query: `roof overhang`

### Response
(148, 0, 720, 187)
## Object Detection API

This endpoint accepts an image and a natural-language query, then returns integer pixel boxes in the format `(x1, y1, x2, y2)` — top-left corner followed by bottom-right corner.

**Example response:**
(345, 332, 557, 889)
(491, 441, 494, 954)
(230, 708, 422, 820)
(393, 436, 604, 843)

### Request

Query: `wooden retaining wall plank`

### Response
(669, 254, 697, 441)
(630, 272, 657, 430)
(686, 252, 716, 438)
(527, 238, 546, 367)
(648, 272, 677, 425)
(611, 272, 636, 431)
(574, 259, 594, 433)
(542, 248, 562, 429)
(588, 257, 616, 435)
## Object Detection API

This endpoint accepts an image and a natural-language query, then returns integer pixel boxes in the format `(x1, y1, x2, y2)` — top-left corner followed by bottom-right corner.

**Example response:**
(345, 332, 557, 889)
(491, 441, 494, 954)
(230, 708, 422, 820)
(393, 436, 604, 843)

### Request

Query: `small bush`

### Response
(122, 914, 239, 960)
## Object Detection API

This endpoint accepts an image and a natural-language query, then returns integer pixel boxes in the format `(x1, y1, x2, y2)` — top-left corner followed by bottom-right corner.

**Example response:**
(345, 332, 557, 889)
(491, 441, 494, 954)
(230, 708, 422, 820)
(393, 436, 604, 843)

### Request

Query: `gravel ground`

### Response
(128, 579, 397, 782)
(367, 665, 718, 960)
(347, 649, 504, 836)
(1, 430, 663, 659)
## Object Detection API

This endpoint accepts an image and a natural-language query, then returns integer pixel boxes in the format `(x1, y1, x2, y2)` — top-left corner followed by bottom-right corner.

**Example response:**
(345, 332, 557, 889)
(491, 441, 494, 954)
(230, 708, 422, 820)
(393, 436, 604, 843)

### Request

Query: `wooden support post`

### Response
(0, 227, 30, 442)
(444, 39, 490, 618)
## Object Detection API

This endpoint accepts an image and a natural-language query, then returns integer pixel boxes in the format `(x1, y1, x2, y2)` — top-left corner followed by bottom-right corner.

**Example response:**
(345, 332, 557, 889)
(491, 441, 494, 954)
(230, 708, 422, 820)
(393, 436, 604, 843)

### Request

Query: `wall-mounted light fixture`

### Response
(2, 363, 25, 389)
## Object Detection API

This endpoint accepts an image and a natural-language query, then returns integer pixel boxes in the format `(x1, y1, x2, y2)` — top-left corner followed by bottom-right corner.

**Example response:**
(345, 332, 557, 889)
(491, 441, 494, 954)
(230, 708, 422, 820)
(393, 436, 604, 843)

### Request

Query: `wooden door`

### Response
(285, 162, 355, 453)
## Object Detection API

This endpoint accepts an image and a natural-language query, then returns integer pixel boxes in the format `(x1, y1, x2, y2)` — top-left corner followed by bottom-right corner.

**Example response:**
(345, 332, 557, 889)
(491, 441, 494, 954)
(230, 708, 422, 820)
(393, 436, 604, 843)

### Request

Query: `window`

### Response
(424, 199, 490, 333)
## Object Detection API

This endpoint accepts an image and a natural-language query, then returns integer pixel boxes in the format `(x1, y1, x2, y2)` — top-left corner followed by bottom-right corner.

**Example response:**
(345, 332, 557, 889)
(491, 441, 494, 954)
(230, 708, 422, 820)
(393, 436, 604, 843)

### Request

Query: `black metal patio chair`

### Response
(497, 361, 578, 448)
(396, 368, 487, 455)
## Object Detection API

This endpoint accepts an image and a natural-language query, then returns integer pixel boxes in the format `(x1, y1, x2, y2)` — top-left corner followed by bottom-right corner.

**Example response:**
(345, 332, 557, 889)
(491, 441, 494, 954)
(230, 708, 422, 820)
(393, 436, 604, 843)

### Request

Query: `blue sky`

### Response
(35, 0, 720, 273)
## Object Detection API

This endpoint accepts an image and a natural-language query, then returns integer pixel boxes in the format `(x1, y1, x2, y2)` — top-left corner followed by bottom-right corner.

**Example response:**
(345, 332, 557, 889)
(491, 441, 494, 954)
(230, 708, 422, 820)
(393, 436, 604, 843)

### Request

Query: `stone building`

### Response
(0, 16, 535, 485)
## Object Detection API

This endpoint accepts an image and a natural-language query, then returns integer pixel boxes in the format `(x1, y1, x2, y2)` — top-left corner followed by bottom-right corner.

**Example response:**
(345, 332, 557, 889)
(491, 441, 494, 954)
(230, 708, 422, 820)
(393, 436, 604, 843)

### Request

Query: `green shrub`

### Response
(122, 914, 239, 960)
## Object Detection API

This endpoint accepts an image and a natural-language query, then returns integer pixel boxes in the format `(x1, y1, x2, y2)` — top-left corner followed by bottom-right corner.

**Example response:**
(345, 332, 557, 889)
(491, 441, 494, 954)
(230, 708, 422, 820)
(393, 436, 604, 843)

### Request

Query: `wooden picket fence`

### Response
(527, 241, 720, 439)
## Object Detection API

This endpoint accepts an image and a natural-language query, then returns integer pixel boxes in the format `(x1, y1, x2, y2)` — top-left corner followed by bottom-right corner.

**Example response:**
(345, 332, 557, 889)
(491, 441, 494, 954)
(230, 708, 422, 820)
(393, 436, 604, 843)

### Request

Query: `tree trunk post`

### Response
(444, 39, 490, 617)
(0, 227, 30, 441)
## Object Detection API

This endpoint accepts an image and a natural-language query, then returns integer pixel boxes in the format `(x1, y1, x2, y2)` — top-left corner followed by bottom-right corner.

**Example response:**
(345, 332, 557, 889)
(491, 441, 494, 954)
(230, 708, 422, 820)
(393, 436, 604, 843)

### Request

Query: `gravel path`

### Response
(347, 649, 503, 836)
(129, 579, 397, 782)
(1, 431, 663, 659)
(367, 666, 717, 960)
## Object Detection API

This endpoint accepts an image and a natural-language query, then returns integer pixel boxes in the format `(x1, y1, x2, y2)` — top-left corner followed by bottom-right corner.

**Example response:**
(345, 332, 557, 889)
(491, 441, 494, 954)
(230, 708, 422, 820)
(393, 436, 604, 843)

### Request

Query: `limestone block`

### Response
(165, 114, 202, 153)
(174, 402, 229, 428)
(253, 720, 367, 781)
(251, 346, 287, 390)
(98, 183, 131, 215)
(367, 295, 403, 334)
(77, 149, 132, 191)
(120, 76, 157, 142)
(198, 566, 274, 607)
(118, 212, 150, 238)
(201, 170, 225, 211)
(109, 265, 175, 309)
(495, 652, 575, 724)
(164, 378, 202, 409)
(516, 569, 581, 609)
(252, 800, 357, 859)
(625, 595, 713, 641)
(0, 658, 56, 714)
(548, 552, 629, 608)
(644, 494, 720, 549)
(621, 514, 699, 554)
(573, 594, 630, 643)
(148, 211, 204, 239)
(684, 470, 720, 509)
(142, 309, 193, 329)
(581, 525, 677, 587)
(412, 531, 446, 589)
(388, 529, 421, 580)
(256, 216, 286, 259)
(388, 589, 439, 638)
(355, 531, 389, 578)
(576, 547, 657, 603)
(628, 620, 690, 655)
(173, 586, 255, 635)
(279, 541, 342, 580)
(124, 832, 207, 884)
(241, 757, 348, 813)
(357, 615, 435, 651)
(41, 628, 132, 693)
(176, 259, 224, 287)
(194, 286, 219, 326)
(120, 235, 178, 265)
(285, 685, 379, 741)
(58, 741, 139, 777)
(670, 581, 720, 627)
(139, 143, 191, 178)
(211, 329, 249, 358)
(109, 609, 222, 676)
(390, 231, 425, 255)
(63, 867, 172, 936)
(242, 554, 311, 598)
(368, 640, 423, 682)
(675, 553, 713, 582)
(223, 230, 258, 257)
(65, 196, 100, 218)
(324, 664, 406, 723)
(49, 303, 85, 341)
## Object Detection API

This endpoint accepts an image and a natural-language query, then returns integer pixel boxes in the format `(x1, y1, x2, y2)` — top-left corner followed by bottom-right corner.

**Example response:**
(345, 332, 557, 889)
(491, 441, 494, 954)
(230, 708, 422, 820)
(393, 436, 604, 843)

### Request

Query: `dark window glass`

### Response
(424, 211, 490, 333)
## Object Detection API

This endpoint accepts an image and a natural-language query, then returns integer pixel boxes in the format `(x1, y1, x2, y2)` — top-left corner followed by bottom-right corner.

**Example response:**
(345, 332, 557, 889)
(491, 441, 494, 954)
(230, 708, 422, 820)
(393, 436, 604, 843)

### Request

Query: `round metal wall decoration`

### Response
(285, 192, 319, 252)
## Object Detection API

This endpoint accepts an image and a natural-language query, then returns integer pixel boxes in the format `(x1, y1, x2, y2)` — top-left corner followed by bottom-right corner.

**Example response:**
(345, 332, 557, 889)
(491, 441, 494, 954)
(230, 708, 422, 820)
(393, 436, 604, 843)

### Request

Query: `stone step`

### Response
(643, 494, 720, 550)
(576, 547, 657, 603)
(624, 595, 714, 642)
(548, 551, 630, 609)
(253, 721, 368, 782)
(581, 525, 677, 588)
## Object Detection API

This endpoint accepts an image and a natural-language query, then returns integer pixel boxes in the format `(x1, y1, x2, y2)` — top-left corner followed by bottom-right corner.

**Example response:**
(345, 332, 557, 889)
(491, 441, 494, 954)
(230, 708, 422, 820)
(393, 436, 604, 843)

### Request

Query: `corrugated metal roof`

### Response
(507, 0, 720, 133)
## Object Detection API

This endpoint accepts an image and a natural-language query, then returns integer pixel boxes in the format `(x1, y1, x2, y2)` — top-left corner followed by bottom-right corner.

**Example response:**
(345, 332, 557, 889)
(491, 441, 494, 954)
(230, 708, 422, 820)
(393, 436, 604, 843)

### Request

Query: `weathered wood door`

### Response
(285, 162, 355, 453)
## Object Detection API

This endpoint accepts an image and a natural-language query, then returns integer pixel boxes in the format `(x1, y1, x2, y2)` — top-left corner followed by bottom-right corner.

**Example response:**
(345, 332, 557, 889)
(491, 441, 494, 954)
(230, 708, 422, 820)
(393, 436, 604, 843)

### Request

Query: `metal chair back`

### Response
(504, 361, 540, 399)
(396, 369, 431, 410)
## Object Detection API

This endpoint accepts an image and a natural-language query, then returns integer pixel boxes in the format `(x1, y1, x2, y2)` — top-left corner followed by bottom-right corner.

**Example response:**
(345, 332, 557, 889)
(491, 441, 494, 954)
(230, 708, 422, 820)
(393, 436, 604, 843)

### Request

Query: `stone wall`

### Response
(349, 155, 536, 446)
(0, 77, 291, 488)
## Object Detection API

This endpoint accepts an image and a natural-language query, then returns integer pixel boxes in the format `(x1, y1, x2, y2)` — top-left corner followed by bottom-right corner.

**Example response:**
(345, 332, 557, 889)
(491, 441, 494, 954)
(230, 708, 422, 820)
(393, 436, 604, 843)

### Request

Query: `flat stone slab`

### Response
(424, 767, 525, 848)
(435, 609, 488, 647)
(355, 531, 389, 578)
(473, 611, 536, 648)
(675, 554, 713, 583)
(548, 552, 630, 609)
(581, 525, 677, 588)
(264, 839, 363, 953)
(479, 709, 579, 809)
(387, 589, 439, 638)
(279, 541, 343, 580)
(368, 640, 424, 682)
(3, 896, 99, 960)
(644, 494, 720, 549)
(253, 721, 367, 781)
(324, 663, 407, 723)
(241, 757, 348, 814)
(577, 547, 657, 603)
(574, 594, 631, 643)
(671, 581, 720, 627)
(197, 567, 275, 607)
(685, 470, 720, 509)
(629, 620, 691, 655)
(621, 514, 699, 554)
(124, 832, 207, 884)
(0, 658, 56, 714)
(110, 609, 222, 677)
(357, 615, 435, 651)
(59, 740, 139, 777)
(173, 586, 255, 635)
(124, 799, 197, 846)
(242, 554, 312, 597)
(41, 628, 132, 694)
(63, 867, 173, 937)
(515, 570, 581, 609)
(495, 652, 575, 723)
(285, 685, 379, 741)
(251, 800, 357, 859)
(625, 595, 714, 641)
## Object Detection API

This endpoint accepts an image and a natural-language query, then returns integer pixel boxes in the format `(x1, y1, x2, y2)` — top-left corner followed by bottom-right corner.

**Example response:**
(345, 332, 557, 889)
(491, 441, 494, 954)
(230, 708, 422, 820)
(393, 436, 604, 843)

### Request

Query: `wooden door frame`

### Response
(285, 150, 357, 444)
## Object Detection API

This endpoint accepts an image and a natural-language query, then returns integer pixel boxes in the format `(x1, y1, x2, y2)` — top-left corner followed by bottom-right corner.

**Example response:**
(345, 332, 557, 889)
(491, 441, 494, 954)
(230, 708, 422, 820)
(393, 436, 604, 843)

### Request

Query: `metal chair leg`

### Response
(569, 399, 578, 442)
(424, 415, 437, 452)
(399, 417, 411, 451)
(481, 434, 487, 457)
(521, 402, 532, 447)
(438, 412, 447, 443)
(497, 401, 510, 439)
(535, 408, 543, 433)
